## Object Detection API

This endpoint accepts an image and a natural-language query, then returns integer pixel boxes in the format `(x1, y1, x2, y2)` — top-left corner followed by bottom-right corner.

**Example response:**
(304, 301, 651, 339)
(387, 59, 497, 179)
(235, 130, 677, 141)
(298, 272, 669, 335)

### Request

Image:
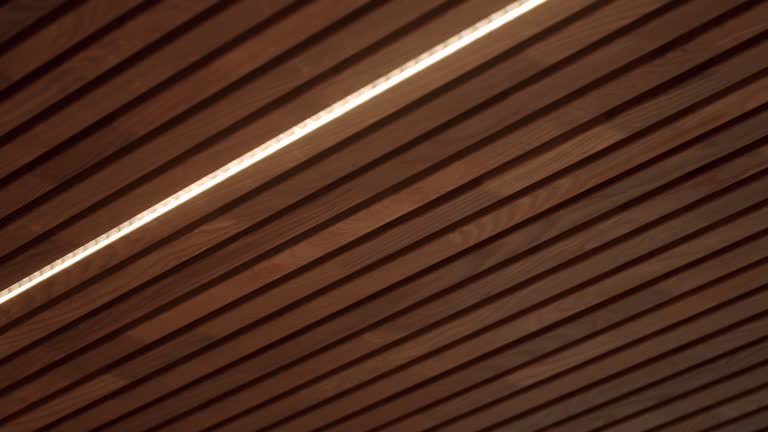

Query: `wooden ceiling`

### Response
(1, 0, 767, 431)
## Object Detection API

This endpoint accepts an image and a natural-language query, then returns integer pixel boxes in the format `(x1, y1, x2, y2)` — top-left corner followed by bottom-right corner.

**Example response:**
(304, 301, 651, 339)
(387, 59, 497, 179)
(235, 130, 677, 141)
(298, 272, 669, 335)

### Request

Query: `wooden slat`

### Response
(509, 337, 768, 431)
(55, 139, 768, 432)
(0, 0, 766, 430)
(0, 0, 728, 402)
(401, 275, 768, 432)
(706, 407, 768, 432)
(0, 0, 514, 295)
(230, 275, 768, 432)
(0, 0, 544, 354)
(0, 0, 362, 219)
(340, 230, 768, 432)
(72, 117, 768, 432)
(500, 366, 768, 432)
(0, 0, 221, 175)
(0, 0, 71, 46)
(0, 0, 744, 362)
(654, 384, 768, 432)
(0, 0, 656, 362)
(600, 366, 768, 431)
(0, 0, 608, 346)
(0, 0, 142, 93)
(533, 317, 768, 432)
(0, 0, 433, 260)
(449, 266, 759, 430)
(80, 44, 768, 432)
(1, 6, 760, 428)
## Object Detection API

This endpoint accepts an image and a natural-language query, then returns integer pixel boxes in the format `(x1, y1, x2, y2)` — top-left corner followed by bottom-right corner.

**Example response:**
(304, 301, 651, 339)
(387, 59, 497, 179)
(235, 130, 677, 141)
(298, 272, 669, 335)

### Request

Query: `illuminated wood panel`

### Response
(0, 1, 766, 431)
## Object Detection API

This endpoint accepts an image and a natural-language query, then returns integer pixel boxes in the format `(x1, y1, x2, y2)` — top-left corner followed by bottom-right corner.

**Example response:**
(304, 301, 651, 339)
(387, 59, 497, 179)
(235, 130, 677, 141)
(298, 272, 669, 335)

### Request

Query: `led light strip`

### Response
(0, 0, 546, 305)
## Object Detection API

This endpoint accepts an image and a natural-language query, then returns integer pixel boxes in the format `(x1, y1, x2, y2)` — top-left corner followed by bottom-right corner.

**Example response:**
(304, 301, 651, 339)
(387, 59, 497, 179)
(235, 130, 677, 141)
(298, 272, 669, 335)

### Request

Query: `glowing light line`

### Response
(0, 0, 547, 305)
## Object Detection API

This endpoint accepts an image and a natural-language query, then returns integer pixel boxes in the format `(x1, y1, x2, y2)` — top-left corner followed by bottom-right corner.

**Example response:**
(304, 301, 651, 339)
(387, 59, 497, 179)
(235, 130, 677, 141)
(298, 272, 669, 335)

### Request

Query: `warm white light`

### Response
(0, 0, 546, 305)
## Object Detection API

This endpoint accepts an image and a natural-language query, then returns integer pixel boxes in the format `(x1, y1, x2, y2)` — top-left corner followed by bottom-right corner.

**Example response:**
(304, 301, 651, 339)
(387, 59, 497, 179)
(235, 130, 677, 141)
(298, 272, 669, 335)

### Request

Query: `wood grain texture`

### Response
(705, 407, 768, 432)
(0, 0, 357, 219)
(0, 0, 221, 175)
(0, 0, 767, 431)
(653, 384, 768, 432)
(0, 0, 659, 377)
(0, 0, 740, 362)
(0, 0, 143, 93)
(0, 0, 509, 303)
(0, 0, 71, 46)
(599, 364, 768, 431)
(518, 335, 768, 431)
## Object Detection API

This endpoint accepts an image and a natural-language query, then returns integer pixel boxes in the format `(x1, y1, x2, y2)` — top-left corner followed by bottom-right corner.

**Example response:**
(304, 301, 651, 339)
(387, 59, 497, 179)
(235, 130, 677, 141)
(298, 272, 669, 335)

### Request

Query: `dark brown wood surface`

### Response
(0, 0, 766, 431)
(0, 0, 71, 47)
